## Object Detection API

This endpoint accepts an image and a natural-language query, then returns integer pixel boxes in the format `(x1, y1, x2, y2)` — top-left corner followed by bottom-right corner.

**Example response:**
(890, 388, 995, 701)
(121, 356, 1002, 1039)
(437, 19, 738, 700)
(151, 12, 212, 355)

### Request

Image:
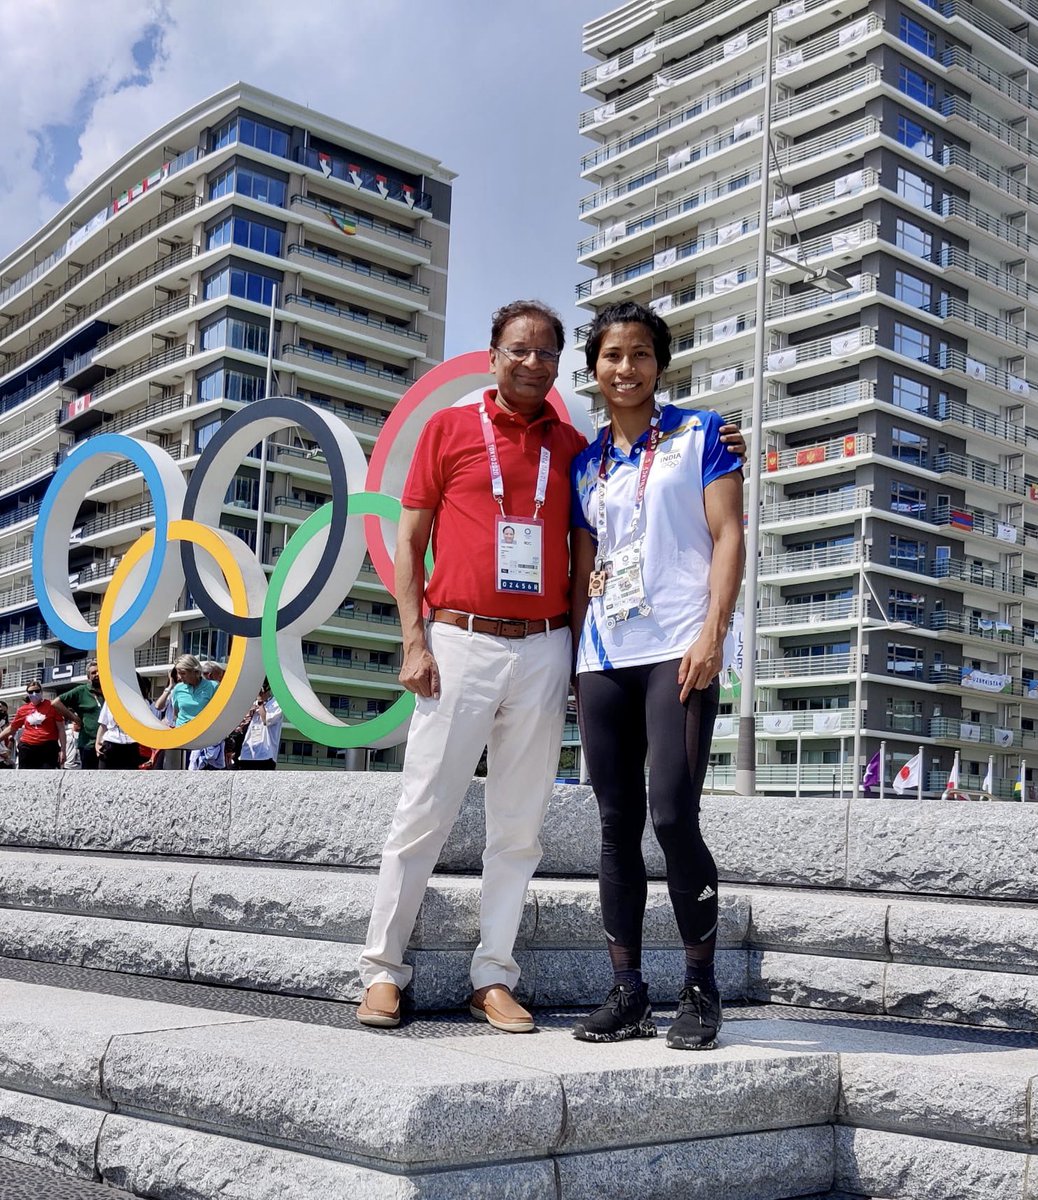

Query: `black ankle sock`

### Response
(683, 959, 716, 991)
(614, 968, 643, 991)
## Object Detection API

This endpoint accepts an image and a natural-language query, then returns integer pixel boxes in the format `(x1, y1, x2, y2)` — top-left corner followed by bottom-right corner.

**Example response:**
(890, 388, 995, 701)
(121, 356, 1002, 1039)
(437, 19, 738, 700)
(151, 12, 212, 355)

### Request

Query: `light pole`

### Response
(735, 10, 854, 796)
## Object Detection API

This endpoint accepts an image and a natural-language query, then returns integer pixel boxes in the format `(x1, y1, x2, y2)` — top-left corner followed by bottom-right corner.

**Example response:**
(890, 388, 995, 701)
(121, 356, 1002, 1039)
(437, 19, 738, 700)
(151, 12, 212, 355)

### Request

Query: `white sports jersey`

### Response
(571, 405, 741, 673)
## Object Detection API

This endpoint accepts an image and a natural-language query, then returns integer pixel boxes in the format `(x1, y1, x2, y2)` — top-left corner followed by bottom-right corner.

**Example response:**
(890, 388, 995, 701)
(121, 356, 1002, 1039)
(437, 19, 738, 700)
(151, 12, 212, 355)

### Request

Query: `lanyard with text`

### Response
(479, 401, 552, 595)
(588, 410, 660, 609)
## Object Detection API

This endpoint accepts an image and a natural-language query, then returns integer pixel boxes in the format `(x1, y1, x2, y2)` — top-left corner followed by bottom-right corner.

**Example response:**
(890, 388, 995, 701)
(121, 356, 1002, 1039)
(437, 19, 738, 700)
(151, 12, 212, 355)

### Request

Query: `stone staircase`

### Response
(0, 772, 1035, 1198)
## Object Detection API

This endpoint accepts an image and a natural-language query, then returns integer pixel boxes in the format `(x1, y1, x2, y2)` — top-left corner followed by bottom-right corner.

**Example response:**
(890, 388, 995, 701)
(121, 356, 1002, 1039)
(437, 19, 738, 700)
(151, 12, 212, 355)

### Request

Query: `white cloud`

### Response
(1, 0, 603, 406)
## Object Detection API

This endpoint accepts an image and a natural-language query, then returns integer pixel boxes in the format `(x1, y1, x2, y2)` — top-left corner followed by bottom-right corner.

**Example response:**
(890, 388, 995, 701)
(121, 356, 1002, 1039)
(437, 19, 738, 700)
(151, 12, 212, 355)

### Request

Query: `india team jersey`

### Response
(571, 405, 741, 673)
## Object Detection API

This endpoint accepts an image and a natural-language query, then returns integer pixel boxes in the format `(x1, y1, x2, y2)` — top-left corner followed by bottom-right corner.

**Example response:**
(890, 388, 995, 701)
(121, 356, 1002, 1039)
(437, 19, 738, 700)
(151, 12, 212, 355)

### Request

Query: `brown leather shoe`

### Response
(469, 984, 534, 1033)
(357, 982, 401, 1027)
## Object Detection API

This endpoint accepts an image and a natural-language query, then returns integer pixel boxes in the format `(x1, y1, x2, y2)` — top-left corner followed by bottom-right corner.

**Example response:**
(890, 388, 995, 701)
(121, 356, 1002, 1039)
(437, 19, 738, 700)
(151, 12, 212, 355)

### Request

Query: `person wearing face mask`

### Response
(1, 682, 65, 769)
(52, 660, 104, 770)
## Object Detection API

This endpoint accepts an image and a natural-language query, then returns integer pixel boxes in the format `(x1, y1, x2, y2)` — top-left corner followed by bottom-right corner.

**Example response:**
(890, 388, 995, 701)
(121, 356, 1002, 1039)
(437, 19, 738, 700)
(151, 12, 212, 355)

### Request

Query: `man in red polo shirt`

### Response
(358, 300, 584, 1033)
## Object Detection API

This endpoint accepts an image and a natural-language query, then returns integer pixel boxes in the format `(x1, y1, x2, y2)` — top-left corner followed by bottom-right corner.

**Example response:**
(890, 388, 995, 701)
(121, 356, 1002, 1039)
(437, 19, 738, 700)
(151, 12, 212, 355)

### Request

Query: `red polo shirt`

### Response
(403, 391, 587, 619)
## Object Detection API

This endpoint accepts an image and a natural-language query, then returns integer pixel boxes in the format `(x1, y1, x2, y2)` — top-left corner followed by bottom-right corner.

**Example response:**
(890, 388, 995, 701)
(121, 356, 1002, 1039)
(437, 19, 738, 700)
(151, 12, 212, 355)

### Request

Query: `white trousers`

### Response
(359, 621, 571, 991)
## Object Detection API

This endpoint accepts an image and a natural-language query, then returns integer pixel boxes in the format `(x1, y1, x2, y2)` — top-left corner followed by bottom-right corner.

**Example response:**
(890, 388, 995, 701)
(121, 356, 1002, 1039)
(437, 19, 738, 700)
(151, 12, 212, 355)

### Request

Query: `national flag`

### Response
(317, 152, 333, 178)
(892, 751, 921, 796)
(1014, 763, 1025, 798)
(981, 761, 993, 794)
(861, 750, 881, 789)
(945, 754, 959, 792)
(327, 212, 357, 236)
(949, 509, 973, 530)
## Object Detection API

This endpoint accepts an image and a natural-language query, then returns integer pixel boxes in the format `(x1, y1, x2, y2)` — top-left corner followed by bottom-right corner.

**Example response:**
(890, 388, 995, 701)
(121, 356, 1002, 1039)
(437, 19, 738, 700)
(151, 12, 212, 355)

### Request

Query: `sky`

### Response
(0, 0, 608, 415)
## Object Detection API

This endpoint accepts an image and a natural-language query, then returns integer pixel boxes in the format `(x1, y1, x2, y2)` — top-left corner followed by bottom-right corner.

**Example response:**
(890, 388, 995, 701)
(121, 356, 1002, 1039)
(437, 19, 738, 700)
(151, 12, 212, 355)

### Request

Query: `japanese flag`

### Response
(945, 755, 959, 791)
(892, 752, 921, 796)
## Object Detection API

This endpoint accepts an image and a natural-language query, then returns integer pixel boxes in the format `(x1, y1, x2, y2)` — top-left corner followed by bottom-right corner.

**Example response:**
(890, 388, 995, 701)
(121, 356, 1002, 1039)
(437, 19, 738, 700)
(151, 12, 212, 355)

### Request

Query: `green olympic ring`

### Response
(262, 491, 433, 748)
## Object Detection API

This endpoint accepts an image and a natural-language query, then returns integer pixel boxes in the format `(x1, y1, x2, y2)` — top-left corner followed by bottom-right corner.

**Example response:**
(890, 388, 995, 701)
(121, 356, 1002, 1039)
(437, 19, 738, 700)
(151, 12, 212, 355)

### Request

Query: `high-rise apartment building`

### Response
(577, 0, 1038, 796)
(0, 83, 453, 769)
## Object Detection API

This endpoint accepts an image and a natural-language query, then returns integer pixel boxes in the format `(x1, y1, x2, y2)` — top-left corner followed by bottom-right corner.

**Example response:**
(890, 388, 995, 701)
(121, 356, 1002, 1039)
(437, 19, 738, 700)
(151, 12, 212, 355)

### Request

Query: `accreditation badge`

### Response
(495, 515, 544, 594)
(599, 539, 650, 627)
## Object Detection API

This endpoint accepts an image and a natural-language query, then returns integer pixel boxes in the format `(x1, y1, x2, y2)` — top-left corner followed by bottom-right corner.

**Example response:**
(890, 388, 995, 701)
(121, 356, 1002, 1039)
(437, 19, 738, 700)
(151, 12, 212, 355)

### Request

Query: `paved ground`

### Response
(0, 1157, 133, 1198)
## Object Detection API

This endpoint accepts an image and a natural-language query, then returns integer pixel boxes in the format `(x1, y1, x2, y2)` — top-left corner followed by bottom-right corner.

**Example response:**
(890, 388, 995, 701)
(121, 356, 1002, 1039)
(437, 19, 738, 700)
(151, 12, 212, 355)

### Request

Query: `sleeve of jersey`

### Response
(570, 449, 595, 534)
(401, 416, 446, 509)
(700, 410, 743, 488)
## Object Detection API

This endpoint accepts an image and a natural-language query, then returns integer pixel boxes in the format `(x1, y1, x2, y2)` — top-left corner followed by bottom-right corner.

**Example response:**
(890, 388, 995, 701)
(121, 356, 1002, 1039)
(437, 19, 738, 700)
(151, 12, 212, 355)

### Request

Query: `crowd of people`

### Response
(0, 654, 282, 771)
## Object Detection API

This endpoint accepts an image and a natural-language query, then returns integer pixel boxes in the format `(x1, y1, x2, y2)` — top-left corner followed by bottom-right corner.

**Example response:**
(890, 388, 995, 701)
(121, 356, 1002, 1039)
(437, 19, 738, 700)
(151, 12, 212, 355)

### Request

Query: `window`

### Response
(888, 590, 925, 624)
(221, 522, 257, 551)
(211, 116, 289, 158)
(193, 417, 222, 454)
(891, 480, 928, 514)
(892, 374, 929, 413)
(895, 269, 931, 309)
(899, 15, 936, 57)
(897, 114, 934, 158)
(890, 535, 927, 573)
(784, 641, 850, 658)
(894, 321, 930, 361)
(895, 218, 932, 259)
(886, 696, 923, 732)
(201, 315, 270, 356)
(208, 164, 287, 207)
(896, 166, 933, 208)
(197, 367, 266, 405)
(224, 475, 259, 510)
(206, 215, 283, 257)
(887, 643, 924, 679)
(204, 264, 280, 306)
(898, 64, 936, 107)
(892, 426, 929, 467)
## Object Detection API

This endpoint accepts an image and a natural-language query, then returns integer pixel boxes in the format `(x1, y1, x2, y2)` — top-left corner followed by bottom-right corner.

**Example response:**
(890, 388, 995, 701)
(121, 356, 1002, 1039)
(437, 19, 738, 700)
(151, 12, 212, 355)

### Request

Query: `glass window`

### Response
(895, 269, 932, 309)
(201, 315, 270, 355)
(897, 166, 933, 208)
(891, 480, 928, 516)
(206, 214, 283, 257)
(894, 321, 930, 360)
(892, 374, 929, 413)
(204, 264, 279, 306)
(197, 367, 266, 405)
(893, 426, 929, 466)
(890, 535, 927, 573)
(225, 475, 259, 509)
(899, 15, 936, 57)
(897, 114, 934, 158)
(887, 643, 924, 678)
(208, 164, 286, 207)
(238, 116, 290, 158)
(895, 217, 932, 259)
(898, 64, 936, 107)
(888, 590, 926, 624)
(193, 417, 222, 454)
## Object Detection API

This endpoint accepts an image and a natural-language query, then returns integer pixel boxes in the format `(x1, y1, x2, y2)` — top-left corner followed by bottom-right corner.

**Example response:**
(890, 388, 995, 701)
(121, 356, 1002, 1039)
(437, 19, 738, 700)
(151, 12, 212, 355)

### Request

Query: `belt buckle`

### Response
(499, 619, 528, 638)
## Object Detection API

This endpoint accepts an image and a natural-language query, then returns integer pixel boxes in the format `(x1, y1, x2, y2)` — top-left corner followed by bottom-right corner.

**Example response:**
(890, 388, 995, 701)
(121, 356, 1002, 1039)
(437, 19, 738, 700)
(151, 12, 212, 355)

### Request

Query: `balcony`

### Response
(0, 410, 59, 456)
(925, 297, 1034, 354)
(0, 452, 60, 499)
(771, 221, 879, 278)
(940, 46, 1038, 117)
(764, 327, 876, 380)
(93, 294, 196, 367)
(672, 360, 752, 406)
(0, 499, 42, 534)
(761, 486, 872, 527)
(579, 70, 763, 175)
(287, 244, 428, 309)
(76, 500, 155, 545)
(759, 542, 863, 577)
(930, 610, 1029, 648)
(758, 598, 861, 628)
(582, 0, 657, 56)
(766, 273, 874, 329)
(939, 147, 1038, 215)
(932, 245, 1036, 308)
(937, 0, 1038, 70)
(290, 194, 431, 252)
(922, 503, 1025, 545)
(930, 451, 1024, 497)
(295, 148, 432, 213)
(936, 196, 1038, 257)
(929, 717, 1027, 748)
(283, 293, 426, 354)
(763, 380, 875, 428)
(773, 117, 881, 185)
(763, 432, 870, 475)
(940, 96, 1038, 168)
(930, 556, 1024, 597)
(580, 33, 658, 94)
(713, 707, 857, 739)
(89, 342, 192, 403)
(282, 343, 410, 396)
(772, 64, 881, 134)
(768, 13, 882, 91)
(757, 652, 854, 680)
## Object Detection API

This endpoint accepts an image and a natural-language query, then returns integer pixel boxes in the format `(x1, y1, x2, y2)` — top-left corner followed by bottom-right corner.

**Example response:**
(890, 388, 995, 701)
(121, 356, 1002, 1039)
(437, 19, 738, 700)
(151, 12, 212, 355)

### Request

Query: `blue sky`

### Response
(0, 0, 607, 408)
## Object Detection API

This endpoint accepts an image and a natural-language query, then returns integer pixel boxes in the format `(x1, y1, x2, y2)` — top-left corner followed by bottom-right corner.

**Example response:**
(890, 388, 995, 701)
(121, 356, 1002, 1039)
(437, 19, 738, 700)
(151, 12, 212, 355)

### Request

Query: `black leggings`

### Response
(99, 742, 141, 770)
(17, 741, 60, 769)
(577, 660, 719, 956)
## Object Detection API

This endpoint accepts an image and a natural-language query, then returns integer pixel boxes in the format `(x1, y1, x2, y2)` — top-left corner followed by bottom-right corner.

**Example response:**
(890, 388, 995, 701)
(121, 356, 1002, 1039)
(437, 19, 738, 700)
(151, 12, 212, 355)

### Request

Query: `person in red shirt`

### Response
(2, 681, 65, 769)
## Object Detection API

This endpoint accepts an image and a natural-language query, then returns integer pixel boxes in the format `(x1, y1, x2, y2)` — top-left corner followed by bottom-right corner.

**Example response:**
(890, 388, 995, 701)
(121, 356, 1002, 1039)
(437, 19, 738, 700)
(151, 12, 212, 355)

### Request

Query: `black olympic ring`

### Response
(181, 397, 352, 637)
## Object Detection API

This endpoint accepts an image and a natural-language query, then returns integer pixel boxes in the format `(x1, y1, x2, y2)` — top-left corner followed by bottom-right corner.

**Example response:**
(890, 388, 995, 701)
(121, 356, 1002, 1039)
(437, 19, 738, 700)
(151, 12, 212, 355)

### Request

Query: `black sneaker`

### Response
(666, 983, 722, 1050)
(572, 983, 657, 1043)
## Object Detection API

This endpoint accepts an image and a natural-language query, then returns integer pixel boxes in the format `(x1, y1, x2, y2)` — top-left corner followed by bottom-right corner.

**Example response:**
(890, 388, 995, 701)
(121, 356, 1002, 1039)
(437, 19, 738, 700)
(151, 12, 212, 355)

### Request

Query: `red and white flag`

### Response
(892, 752, 921, 796)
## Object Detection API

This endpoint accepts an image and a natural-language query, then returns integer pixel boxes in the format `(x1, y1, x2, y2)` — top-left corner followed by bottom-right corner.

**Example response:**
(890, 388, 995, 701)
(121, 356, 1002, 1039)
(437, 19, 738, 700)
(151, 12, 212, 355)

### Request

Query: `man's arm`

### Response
(51, 691, 77, 723)
(677, 472, 746, 702)
(395, 505, 439, 699)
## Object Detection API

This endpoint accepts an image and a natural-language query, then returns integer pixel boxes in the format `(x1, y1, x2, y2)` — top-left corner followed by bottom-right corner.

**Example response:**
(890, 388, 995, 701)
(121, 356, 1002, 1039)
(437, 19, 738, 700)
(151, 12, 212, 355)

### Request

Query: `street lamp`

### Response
(734, 9, 854, 797)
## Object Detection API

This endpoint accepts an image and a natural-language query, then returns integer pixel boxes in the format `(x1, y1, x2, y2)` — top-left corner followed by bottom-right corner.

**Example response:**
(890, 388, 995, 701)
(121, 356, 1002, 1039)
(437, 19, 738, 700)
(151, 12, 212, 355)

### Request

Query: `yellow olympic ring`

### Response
(96, 519, 255, 750)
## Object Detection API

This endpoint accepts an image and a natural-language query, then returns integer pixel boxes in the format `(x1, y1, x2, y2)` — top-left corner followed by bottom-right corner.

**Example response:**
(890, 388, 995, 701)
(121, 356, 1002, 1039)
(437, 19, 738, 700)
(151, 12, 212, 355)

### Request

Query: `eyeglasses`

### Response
(26, 691, 41, 696)
(493, 345, 561, 365)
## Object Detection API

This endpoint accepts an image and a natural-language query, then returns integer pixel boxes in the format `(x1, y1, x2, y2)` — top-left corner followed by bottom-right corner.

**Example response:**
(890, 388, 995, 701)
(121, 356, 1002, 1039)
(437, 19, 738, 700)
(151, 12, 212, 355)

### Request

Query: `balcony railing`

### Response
(763, 380, 875, 423)
(926, 296, 1033, 351)
(68, 390, 189, 433)
(772, 65, 879, 122)
(774, 117, 880, 172)
(295, 148, 432, 212)
(766, 327, 876, 371)
(0, 452, 59, 496)
(283, 293, 426, 344)
(929, 718, 1018, 745)
(282, 343, 412, 388)
(933, 395, 1025, 446)
(76, 500, 155, 541)
(768, 274, 874, 320)
(930, 610, 1029, 646)
(941, 46, 1038, 113)
(758, 598, 860, 626)
(758, 652, 854, 679)
(931, 451, 1024, 495)
(764, 433, 870, 473)
(939, 147, 1038, 212)
(933, 245, 1036, 305)
(937, 196, 1038, 255)
(762, 486, 872, 523)
(287, 244, 429, 296)
(772, 12, 882, 77)
(95, 294, 194, 356)
(91, 342, 191, 401)
(289, 194, 432, 249)
(0, 411, 59, 456)
(938, 0, 1038, 69)
(577, 163, 760, 258)
(759, 543, 863, 575)
(0, 499, 42, 533)
(940, 96, 1038, 160)
(580, 70, 762, 172)
(780, 220, 878, 267)
(931, 556, 1024, 595)
(924, 503, 1024, 543)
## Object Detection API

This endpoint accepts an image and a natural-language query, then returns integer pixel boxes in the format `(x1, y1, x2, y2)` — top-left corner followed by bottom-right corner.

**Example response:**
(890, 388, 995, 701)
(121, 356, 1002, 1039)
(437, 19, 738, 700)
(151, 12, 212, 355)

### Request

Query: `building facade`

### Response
(0, 83, 453, 769)
(577, 0, 1038, 795)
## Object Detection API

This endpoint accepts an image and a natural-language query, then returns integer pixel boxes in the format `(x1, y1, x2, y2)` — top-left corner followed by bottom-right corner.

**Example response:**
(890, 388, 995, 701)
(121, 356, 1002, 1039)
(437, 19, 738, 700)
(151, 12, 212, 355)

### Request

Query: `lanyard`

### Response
(596, 410, 661, 556)
(479, 401, 552, 518)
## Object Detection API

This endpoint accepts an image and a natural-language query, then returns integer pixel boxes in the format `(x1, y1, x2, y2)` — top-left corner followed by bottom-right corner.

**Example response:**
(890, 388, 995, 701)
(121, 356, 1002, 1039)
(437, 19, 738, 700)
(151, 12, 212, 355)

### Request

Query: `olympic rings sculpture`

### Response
(32, 354, 573, 752)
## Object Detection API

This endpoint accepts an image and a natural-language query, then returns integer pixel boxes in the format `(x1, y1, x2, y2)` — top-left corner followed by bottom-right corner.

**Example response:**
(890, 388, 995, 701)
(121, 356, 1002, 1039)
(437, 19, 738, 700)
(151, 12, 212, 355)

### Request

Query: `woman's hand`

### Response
(677, 634, 724, 703)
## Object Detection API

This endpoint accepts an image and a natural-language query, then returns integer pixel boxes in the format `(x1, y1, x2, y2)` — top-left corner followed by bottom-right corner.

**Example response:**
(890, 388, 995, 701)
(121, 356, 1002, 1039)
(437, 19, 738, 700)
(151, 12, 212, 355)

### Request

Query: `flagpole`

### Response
(916, 744, 924, 802)
(256, 283, 278, 566)
(879, 740, 886, 800)
(795, 730, 802, 800)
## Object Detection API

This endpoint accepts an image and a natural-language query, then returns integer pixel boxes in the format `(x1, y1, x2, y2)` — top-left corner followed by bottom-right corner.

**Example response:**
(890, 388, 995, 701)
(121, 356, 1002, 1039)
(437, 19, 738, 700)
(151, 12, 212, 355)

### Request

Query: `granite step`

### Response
(1, 847, 1036, 1026)
(0, 973, 1034, 1200)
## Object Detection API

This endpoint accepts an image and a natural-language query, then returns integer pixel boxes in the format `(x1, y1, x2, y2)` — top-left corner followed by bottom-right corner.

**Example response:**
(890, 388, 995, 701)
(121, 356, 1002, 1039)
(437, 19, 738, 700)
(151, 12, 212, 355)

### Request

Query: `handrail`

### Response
(283, 293, 426, 343)
(282, 343, 412, 386)
(95, 295, 194, 355)
(941, 46, 1038, 112)
(287, 244, 429, 295)
(91, 342, 191, 401)
(290, 194, 431, 249)
(762, 486, 872, 522)
(933, 245, 1037, 304)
